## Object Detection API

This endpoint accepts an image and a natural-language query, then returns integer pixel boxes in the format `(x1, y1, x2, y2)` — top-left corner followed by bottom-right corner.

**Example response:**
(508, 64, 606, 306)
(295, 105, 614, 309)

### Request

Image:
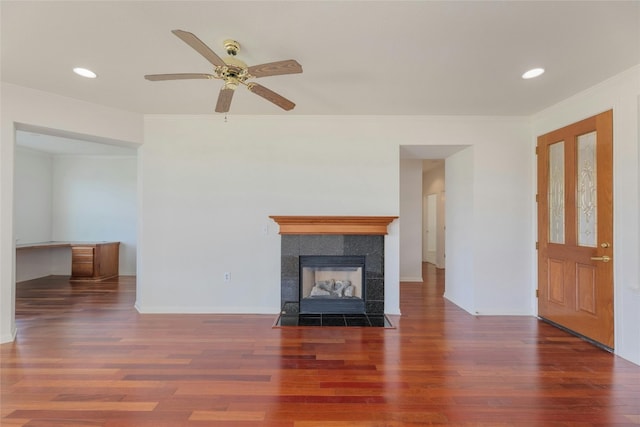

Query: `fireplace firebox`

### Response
(299, 256, 365, 314)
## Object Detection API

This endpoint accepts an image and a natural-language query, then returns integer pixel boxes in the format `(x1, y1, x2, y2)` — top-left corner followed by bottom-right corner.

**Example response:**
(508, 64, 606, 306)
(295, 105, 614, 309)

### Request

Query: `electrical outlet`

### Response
(224, 272, 231, 282)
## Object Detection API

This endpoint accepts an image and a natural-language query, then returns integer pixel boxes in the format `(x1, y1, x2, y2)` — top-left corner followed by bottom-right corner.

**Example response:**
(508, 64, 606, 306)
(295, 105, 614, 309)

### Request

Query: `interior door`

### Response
(537, 110, 614, 349)
(425, 193, 437, 264)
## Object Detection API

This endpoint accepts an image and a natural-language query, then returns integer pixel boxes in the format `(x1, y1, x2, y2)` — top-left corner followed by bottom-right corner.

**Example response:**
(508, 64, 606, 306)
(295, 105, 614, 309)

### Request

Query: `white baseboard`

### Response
(135, 303, 279, 315)
(0, 326, 17, 344)
(400, 276, 423, 282)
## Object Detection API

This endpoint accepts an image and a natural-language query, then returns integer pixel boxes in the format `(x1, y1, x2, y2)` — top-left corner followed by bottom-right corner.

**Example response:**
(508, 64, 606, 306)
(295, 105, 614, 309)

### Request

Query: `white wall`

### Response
(399, 158, 424, 282)
(0, 82, 143, 342)
(52, 155, 137, 275)
(423, 163, 445, 268)
(138, 116, 401, 314)
(444, 147, 475, 313)
(14, 147, 53, 243)
(531, 65, 640, 365)
(14, 147, 55, 282)
(471, 119, 533, 315)
(139, 115, 532, 320)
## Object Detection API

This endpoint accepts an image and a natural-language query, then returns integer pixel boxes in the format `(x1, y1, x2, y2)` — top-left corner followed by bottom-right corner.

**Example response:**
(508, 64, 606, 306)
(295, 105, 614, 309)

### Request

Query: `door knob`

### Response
(590, 255, 611, 263)
(600, 242, 611, 248)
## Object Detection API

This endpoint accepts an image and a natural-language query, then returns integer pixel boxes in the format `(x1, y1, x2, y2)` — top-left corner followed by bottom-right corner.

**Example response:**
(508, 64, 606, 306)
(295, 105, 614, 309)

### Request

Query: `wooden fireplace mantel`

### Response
(269, 216, 397, 235)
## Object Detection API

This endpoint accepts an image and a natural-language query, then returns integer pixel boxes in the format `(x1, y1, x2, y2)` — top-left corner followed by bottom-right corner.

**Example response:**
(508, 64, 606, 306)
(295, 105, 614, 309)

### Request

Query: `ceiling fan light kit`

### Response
(144, 30, 302, 113)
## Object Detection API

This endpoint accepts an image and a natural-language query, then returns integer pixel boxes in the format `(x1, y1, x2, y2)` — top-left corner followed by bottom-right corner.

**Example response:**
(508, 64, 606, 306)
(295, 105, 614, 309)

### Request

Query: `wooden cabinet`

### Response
(70, 242, 120, 281)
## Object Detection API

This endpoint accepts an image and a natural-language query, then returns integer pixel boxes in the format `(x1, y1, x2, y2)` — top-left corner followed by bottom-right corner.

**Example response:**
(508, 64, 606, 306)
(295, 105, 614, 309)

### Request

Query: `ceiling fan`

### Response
(144, 30, 303, 113)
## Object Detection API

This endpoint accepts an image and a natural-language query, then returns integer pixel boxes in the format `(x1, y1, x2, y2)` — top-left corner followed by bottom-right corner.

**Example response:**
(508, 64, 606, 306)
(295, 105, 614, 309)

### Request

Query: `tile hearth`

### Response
(274, 313, 393, 328)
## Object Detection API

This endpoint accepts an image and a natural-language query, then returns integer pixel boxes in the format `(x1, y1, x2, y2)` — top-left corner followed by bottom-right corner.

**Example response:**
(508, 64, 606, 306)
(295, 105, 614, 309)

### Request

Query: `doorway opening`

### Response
(13, 124, 139, 314)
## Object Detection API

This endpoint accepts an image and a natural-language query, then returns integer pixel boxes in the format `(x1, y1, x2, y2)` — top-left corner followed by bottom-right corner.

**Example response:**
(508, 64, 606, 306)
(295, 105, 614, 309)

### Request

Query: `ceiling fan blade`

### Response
(171, 29, 226, 67)
(215, 87, 235, 113)
(144, 73, 215, 81)
(247, 60, 303, 78)
(247, 83, 295, 111)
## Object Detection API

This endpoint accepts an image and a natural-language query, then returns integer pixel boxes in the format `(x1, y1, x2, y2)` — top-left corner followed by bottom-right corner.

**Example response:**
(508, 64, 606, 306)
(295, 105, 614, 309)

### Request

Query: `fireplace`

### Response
(271, 215, 396, 317)
(300, 255, 366, 314)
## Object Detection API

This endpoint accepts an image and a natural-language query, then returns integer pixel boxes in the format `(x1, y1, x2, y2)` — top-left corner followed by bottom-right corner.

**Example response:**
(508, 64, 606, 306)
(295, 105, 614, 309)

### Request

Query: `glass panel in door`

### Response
(548, 141, 565, 244)
(577, 131, 597, 247)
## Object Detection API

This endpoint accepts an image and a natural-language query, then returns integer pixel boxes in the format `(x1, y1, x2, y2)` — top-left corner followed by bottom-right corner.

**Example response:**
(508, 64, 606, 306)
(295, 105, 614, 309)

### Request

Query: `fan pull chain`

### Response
(224, 113, 228, 123)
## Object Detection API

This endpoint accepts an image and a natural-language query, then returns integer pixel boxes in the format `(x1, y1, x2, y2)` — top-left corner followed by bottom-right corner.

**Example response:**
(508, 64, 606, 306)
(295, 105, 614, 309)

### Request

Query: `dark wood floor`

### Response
(2, 264, 639, 426)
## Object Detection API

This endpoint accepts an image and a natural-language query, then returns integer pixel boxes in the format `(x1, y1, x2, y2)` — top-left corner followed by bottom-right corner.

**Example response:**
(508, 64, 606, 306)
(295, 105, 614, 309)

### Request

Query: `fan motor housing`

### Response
(224, 39, 240, 56)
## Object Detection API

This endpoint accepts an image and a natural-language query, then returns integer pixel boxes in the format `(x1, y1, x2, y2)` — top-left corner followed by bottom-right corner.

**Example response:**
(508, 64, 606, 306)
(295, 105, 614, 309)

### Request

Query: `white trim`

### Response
(0, 327, 17, 343)
(135, 303, 280, 315)
(400, 276, 423, 282)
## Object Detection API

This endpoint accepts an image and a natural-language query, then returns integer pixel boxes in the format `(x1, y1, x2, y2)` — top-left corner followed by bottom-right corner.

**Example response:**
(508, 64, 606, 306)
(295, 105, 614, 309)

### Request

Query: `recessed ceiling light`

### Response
(73, 67, 97, 78)
(522, 68, 545, 79)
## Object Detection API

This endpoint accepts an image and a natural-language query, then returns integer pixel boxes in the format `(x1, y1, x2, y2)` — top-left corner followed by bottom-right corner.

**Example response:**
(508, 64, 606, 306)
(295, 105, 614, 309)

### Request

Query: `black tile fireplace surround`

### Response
(280, 234, 385, 315)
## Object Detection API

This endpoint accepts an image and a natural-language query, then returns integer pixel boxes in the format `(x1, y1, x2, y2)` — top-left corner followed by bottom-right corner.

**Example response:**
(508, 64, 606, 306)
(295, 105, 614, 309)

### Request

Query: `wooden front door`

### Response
(537, 110, 614, 349)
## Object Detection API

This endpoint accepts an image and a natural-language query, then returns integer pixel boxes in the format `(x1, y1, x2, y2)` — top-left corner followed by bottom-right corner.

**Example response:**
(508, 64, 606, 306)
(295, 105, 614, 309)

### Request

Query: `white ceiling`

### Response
(16, 130, 137, 155)
(1, 1, 639, 117)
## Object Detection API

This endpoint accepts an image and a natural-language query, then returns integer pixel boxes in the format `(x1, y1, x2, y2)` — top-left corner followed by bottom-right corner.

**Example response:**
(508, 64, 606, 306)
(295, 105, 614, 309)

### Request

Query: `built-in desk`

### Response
(16, 241, 120, 281)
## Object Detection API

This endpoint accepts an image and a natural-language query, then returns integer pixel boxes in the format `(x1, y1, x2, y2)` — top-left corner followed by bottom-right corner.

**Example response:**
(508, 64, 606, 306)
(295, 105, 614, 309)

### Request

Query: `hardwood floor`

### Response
(2, 265, 639, 426)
